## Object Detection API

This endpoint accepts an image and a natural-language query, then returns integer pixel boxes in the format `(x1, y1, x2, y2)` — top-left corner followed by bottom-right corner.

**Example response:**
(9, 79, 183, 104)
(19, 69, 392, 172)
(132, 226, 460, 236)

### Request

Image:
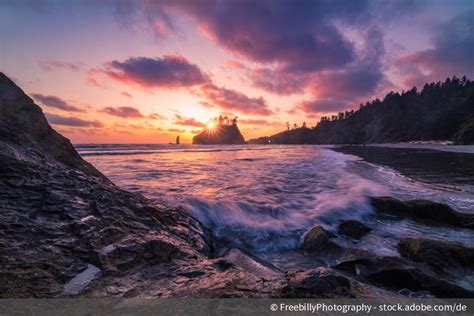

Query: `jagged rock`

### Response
(366, 262, 474, 298)
(280, 267, 354, 298)
(192, 124, 245, 145)
(371, 197, 474, 229)
(398, 238, 474, 270)
(0, 73, 103, 178)
(302, 226, 340, 252)
(335, 256, 474, 298)
(338, 220, 371, 239)
(0, 73, 215, 297)
(95, 234, 185, 273)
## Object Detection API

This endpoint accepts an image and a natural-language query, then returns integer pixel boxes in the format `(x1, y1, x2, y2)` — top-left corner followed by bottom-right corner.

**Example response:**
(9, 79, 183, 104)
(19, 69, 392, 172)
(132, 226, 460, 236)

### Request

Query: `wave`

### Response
(76, 144, 303, 156)
(80, 151, 156, 157)
(180, 171, 385, 253)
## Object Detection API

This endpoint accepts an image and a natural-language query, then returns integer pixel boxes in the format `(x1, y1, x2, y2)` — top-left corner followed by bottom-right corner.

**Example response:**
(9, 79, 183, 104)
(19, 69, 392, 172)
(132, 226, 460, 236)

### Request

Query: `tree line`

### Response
(251, 76, 474, 145)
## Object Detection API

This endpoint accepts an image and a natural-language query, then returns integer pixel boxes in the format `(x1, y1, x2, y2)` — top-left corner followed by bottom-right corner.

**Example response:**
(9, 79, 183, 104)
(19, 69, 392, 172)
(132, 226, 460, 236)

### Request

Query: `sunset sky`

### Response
(1, 0, 473, 143)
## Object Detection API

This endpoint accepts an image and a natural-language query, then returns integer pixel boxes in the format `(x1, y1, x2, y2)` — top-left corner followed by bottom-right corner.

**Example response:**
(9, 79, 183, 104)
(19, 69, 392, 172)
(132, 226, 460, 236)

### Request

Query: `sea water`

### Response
(77, 144, 473, 258)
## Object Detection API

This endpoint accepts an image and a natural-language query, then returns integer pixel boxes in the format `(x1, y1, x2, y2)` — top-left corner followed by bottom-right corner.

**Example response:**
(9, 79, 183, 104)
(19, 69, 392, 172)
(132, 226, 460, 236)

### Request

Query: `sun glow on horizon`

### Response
(206, 121, 216, 130)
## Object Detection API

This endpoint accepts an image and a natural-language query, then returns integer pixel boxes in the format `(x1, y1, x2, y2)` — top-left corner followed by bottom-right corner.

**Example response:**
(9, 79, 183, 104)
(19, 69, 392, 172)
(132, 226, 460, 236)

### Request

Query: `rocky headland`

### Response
(0, 73, 473, 298)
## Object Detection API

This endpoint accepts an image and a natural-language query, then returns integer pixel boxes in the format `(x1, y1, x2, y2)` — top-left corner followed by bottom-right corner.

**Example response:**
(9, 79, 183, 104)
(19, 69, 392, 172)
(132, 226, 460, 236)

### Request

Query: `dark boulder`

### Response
(338, 220, 371, 239)
(367, 264, 474, 298)
(335, 255, 474, 298)
(398, 238, 474, 270)
(371, 197, 474, 229)
(302, 226, 341, 252)
(280, 267, 354, 298)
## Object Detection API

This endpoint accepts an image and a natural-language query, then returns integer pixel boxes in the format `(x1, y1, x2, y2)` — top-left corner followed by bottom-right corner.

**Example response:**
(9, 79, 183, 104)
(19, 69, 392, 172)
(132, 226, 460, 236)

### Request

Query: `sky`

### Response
(0, 0, 473, 144)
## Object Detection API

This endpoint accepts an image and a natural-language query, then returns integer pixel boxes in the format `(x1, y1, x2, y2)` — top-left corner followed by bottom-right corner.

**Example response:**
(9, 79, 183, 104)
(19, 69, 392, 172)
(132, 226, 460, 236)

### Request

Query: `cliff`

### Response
(0, 74, 103, 177)
(249, 76, 474, 145)
(192, 124, 245, 145)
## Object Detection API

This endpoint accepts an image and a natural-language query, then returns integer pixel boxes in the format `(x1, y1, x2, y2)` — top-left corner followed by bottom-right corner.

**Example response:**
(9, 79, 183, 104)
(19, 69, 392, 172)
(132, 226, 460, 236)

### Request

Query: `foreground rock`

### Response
(0, 73, 280, 298)
(371, 197, 474, 229)
(302, 226, 341, 253)
(398, 238, 474, 271)
(279, 268, 354, 298)
(338, 220, 371, 239)
(335, 256, 474, 298)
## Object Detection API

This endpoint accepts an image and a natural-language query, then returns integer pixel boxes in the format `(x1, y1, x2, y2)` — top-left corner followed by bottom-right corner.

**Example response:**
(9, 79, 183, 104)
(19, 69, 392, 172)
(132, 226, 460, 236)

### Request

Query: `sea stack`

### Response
(193, 115, 245, 145)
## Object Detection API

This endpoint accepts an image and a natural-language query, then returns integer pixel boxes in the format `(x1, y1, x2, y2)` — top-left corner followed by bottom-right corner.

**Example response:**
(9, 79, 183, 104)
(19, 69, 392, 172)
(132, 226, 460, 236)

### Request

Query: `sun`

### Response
(206, 121, 216, 130)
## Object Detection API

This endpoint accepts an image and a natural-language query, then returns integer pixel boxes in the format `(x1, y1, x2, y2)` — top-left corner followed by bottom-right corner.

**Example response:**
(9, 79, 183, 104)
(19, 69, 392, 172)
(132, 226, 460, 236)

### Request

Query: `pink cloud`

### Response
(168, 128, 185, 133)
(200, 83, 273, 116)
(174, 115, 205, 127)
(239, 119, 282, 126)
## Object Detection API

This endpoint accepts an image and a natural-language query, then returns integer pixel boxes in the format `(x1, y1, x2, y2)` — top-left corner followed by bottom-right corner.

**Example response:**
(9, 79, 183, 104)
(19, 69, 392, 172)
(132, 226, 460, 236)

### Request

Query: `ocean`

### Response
(77, 144, 473, 286)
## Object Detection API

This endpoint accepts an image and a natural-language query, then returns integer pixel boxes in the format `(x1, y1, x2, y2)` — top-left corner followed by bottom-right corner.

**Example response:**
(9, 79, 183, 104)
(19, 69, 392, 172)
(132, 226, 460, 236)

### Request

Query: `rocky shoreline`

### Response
(0, 73, 473, 298)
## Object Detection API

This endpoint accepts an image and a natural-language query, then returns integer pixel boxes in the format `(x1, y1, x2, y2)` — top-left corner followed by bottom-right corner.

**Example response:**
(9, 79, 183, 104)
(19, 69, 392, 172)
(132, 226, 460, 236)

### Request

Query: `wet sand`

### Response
(334, 145, 474, 187)
(369, 143, 474, 154)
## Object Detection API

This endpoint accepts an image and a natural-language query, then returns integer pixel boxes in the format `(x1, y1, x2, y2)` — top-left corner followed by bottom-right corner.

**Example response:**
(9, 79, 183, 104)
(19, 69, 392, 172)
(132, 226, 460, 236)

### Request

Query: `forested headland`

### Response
(249, 77, 474, 145)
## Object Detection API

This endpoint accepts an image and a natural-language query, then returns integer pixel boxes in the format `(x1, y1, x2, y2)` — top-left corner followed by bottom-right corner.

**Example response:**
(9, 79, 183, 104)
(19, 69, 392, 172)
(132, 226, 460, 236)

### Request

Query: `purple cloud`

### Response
(298, 99, 349, 113)
(96, 55, 209, 89)
(156, 1, 370, 73)
(31, 93, 84, 112)
(398, 11, 474, 88)
(247, 67, 308, 95)
(200, 83, 273, 116)
(309, 27, 385, 100)
(101, 106, 144, 118)
(297, 27, 386, 114)
(45, 113, 103, 128)
(112, 1, 434, 101)
(38, 60, 82, 72)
